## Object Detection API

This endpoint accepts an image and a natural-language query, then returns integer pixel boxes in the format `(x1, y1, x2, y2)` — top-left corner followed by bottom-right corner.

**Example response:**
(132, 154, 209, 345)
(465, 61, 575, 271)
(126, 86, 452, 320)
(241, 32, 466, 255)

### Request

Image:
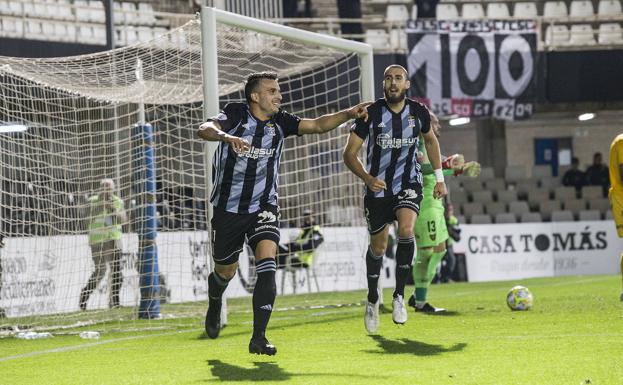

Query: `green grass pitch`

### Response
(1, 275, 622, 385)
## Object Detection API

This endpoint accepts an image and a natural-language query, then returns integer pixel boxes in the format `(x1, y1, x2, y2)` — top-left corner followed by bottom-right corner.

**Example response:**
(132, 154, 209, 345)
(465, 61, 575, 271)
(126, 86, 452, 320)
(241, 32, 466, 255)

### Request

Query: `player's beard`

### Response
(384, 88, 406, 104)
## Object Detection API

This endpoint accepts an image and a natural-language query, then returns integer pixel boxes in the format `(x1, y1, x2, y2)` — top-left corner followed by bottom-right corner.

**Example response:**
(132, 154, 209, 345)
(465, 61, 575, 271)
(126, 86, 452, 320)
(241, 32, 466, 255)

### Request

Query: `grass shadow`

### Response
(206, 359, 380, 382)
(207, 360, 291, 382)
(195, 310, 361, 341)
(365, 335, 467, 356)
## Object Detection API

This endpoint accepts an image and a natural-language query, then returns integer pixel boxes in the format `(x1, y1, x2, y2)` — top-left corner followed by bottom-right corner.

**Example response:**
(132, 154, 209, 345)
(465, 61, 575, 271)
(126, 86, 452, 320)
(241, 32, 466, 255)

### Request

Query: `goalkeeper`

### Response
(408, 113, 480, 313)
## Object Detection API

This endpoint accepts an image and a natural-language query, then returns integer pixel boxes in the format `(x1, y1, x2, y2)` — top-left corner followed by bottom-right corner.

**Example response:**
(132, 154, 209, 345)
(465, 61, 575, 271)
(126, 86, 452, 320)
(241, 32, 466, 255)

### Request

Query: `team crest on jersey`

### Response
(408, 116, 417, 128)
(265, 123, 276, 136)
(217, 112, 228, 121)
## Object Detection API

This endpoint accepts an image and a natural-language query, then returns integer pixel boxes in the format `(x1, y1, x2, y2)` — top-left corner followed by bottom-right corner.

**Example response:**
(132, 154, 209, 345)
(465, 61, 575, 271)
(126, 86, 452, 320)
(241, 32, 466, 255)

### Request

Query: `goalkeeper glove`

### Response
(462, 161, 481, 177)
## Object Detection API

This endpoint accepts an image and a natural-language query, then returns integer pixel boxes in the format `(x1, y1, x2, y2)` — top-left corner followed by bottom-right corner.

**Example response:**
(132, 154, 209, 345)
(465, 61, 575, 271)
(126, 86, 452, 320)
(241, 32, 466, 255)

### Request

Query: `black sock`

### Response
(366, 247, 383, 304)
(393, 236, 414, 298)
(208, 271, 230, 303)
(252, 258, 277, 339)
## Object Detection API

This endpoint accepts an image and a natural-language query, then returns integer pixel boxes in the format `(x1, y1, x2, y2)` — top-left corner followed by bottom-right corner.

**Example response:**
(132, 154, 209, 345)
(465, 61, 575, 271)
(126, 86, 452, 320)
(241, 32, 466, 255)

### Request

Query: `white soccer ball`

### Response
(506, 285, 533, 311)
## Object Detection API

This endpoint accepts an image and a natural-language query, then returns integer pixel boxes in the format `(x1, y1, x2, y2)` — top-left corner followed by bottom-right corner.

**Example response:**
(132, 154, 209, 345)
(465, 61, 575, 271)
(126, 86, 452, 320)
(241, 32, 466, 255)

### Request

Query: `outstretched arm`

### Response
(198, 120, 250, 154)
(298, 101, 372, 135)
(343, 133, 387, 192)
(422, 129, 447, 199)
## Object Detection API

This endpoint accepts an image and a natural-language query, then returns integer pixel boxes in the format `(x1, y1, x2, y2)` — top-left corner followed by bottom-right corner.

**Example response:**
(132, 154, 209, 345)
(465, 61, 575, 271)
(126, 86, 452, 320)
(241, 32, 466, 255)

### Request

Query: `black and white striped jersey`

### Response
(351, 98, 430, 198)
(208, 102, 300, 214)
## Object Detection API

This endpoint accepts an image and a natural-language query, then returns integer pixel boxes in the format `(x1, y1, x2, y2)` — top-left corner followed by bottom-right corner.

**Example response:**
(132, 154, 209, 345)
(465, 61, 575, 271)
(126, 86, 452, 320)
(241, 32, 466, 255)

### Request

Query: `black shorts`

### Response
(211, 205, 280, 265)
(364, 187, 423, 235)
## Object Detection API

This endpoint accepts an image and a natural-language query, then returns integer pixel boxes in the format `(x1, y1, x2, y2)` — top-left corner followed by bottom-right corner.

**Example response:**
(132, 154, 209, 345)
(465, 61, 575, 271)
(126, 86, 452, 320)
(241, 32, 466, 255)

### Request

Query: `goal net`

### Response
(0, 9, 375, 333)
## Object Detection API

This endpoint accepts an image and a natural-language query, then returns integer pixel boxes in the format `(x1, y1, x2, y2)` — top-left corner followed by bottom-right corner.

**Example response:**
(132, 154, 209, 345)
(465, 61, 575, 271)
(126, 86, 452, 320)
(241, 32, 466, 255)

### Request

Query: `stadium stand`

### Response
(551, 210, 575, 222)
(495, 212, 518, 223)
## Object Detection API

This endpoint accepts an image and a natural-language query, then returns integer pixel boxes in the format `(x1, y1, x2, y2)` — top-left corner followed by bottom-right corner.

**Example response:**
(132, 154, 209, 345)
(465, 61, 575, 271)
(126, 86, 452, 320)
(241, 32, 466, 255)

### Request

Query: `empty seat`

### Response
(53, 0, 74, 21)
(486, 3, 510, 18)
(447, 178, 462, 192)
(472, 190, 494, 203)
(495, 213, 517, 223)
(533, 165, 552, 179)
(90, 0, 106, 23)
(389, 28, 407, 50)
(564, 199, 586, 215)
(543, 1, 569, 17)
(364, 29, 389, 50)
(122, 2, 138, 25)
(515, 179, 540, 199)
(539, 200, 563, 221)
(137, 26, 153, 42)
(545, 25, 570, 46)
(528, 188, 551, 209)
(462, 3, 485, 19)
(74, 0, 90, 22)
(480, 167, 495, 180)
(93, 24, 106, 44)
(54, 22, 73, 43)
(598, 0, 622, 14)
(8, 0, 23, 16)
(598, 23, 623, 44)
(2, 17, 24, 38)
(138, 2, 157, 25)
(462, 202, 485, 217)
(551, 210, 574, 222)
(579, 210, 601, 221)
(436, 3, 459, 19)
(588, 198, 611, 213)
(470, 214, 492, 224)
(497, 190, 519, 204)
(386, 4, 409, 25)
(569, 24, 596, 45)
(520, 212, 543, 223)
(486, 201, 507, 217)
(539, 176, 562, 191)
(450, 191, 469, 206)
(569, 0, 594, 16)
(509, 201, 530, 216)
(113, 1, 125, 25)
(484, 178, 506, 193)
(462, 179, 483, 193)
(505, 165, 528, 183)
(555, 186, 577, 200)
(25, 20, 43, 40)
(41, 21, 55, 40)
(582, 185, 603, 200)
(118, 26, 138, 45)
(514, 2, 538, 17)
(33, 0, 48, 18)
(77, 24, 94, 44)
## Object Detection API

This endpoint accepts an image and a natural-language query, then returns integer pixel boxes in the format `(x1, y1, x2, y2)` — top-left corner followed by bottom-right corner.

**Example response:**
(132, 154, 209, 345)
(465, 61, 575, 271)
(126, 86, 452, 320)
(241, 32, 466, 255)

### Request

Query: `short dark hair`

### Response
(571, 157, 579, 164)
(244, 72, 278, 104)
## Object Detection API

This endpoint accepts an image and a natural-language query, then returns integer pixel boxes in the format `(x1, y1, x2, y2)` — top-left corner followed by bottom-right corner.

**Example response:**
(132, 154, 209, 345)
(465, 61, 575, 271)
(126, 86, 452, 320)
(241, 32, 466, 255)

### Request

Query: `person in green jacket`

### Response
(79, 178, 126, 311)
(409, 113, 480, 312)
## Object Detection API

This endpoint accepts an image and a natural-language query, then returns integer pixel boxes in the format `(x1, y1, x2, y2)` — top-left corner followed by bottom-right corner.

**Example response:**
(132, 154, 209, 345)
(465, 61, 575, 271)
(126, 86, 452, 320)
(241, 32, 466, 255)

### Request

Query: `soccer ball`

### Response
(506, 285, 533, 311)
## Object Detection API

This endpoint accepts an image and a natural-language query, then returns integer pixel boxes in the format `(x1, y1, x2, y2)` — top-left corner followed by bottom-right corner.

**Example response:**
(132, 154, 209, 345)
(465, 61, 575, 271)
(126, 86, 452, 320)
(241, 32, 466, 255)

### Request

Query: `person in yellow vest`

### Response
(608, 134, 623, 301)
(79, 178, 126, 310)
(278, 208, 324, 269)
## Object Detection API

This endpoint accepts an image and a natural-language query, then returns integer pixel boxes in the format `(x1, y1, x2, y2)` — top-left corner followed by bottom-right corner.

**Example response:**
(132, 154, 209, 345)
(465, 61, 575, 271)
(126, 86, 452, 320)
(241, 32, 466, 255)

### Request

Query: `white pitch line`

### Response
(0, 329, 196, 363)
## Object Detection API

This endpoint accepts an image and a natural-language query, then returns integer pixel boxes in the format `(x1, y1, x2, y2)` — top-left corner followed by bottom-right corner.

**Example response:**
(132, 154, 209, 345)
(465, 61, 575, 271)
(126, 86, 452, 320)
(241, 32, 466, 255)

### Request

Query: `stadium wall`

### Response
(505, 111, 623, 169)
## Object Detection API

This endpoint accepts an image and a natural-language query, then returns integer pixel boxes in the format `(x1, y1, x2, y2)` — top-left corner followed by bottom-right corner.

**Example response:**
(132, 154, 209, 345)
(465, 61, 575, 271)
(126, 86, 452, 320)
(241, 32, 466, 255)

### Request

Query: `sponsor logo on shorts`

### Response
(398, 189, 418, 200)
(257, 211, 277, 224)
